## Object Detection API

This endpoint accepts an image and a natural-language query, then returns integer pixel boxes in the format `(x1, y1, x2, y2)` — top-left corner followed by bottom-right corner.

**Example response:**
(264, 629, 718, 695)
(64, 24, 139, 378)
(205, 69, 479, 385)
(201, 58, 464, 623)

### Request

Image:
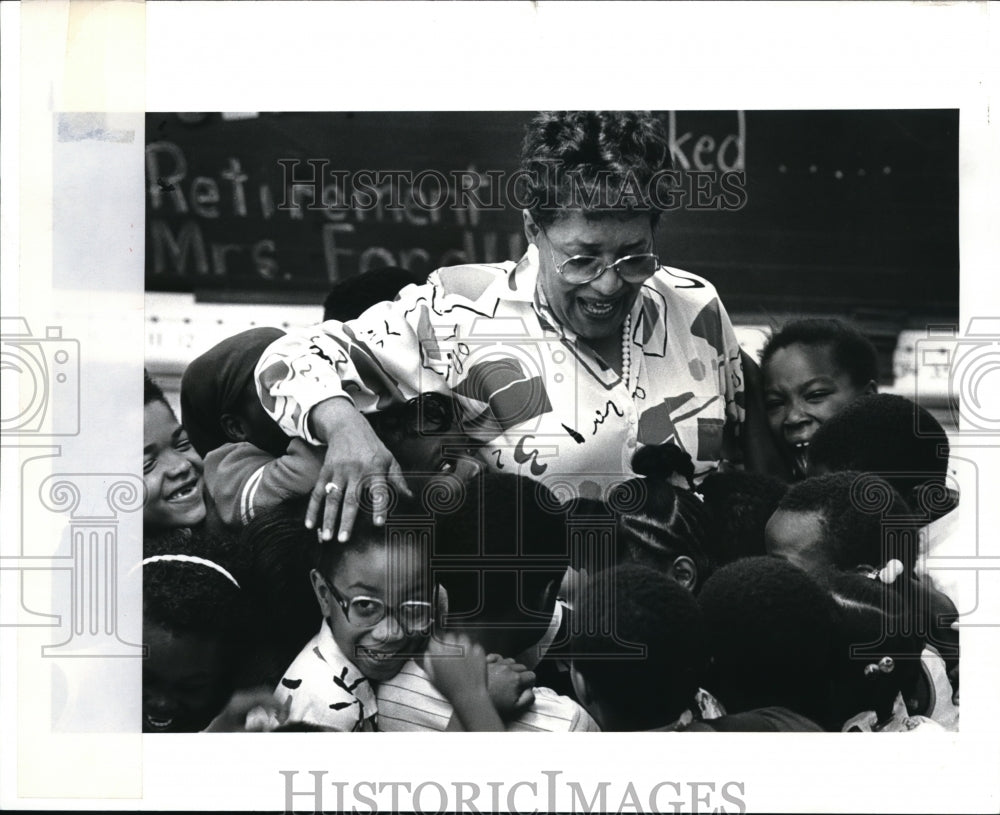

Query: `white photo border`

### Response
(3, 2, 999, 813)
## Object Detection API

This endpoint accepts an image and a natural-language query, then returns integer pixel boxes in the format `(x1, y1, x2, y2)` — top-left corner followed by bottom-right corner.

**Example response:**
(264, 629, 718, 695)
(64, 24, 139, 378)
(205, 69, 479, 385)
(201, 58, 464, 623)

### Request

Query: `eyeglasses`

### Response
(542, 230, 659, 285)
(325, 579, 435, 635)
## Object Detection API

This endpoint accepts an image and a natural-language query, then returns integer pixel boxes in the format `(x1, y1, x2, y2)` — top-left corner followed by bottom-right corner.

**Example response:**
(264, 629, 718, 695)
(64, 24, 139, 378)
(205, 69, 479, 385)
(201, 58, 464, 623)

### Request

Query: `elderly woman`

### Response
(255, 111, 773, 542)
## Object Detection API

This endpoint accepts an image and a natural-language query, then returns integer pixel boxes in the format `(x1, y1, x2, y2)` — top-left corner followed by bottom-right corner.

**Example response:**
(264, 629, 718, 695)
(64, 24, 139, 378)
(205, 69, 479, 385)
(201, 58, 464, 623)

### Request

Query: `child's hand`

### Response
(422, 631, 489, 703)
(203, 688, 290, 732)
(422, 631, 504, 731)
(485, 654, 535, 719)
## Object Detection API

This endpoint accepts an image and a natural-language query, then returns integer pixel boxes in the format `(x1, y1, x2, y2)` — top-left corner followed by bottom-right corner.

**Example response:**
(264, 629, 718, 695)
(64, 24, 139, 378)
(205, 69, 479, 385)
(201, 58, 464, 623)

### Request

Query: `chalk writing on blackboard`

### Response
(145, 111, 748, 292)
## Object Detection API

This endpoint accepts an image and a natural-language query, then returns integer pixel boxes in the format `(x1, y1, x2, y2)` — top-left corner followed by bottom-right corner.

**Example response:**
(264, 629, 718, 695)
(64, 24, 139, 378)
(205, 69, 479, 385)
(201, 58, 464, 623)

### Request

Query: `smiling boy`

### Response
(144, 370, 207, 533)
(760, 319, 878, 478)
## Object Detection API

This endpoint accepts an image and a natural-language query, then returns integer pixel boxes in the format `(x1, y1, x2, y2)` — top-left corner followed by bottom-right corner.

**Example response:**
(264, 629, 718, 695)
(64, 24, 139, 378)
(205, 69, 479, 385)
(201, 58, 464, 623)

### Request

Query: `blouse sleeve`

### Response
(254, 278, 458, 444)
(718, 295, 746, 431)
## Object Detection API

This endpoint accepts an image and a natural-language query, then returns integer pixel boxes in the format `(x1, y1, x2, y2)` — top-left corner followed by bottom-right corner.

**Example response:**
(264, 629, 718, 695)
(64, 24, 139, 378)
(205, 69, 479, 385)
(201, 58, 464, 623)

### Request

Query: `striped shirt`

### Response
(376, 659, 600, 732)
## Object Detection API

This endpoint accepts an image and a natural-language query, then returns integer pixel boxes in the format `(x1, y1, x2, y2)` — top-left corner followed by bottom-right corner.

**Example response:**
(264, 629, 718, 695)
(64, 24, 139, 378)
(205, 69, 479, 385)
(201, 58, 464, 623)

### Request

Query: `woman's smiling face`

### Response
(528, 210, 654, 342)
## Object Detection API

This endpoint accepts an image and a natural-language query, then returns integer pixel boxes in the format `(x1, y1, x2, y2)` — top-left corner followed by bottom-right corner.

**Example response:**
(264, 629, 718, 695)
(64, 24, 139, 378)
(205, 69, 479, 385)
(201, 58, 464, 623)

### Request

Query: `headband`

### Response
(141, 554, 241, 589)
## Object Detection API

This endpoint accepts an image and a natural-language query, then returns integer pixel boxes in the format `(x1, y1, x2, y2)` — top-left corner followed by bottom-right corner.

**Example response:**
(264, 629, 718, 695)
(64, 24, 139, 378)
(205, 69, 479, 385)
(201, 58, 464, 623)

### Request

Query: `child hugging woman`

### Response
(178, 326, 483, 531)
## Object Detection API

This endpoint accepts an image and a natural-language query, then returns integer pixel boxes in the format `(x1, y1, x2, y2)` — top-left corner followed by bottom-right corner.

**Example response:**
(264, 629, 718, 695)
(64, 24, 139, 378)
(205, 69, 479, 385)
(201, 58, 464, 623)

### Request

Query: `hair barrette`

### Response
(863, 656, 895, 679)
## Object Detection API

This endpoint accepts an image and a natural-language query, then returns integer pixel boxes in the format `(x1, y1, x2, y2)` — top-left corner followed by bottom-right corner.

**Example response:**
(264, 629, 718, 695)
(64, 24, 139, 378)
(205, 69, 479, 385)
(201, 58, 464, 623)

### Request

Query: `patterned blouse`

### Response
(275, 621, 378, 732)
(255, 246, 746, 493)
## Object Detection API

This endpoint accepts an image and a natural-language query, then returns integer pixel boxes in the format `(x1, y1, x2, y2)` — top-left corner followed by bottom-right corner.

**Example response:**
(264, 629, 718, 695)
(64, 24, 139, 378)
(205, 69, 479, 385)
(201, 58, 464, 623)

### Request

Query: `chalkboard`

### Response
(145, 110, 958, 322)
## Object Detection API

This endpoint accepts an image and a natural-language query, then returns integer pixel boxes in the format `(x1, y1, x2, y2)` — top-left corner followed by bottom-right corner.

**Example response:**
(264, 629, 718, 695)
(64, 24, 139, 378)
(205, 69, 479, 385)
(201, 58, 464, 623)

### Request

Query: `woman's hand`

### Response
(305, 397, 412, 542)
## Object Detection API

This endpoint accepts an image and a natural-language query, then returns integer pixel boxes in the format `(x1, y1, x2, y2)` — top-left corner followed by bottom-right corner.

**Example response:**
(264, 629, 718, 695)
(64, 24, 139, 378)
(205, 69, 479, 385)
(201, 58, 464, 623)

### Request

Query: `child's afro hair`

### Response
(238, 498, 322, 684)
(571, 562, 707, 729)
(313, 488, 428, 582)
(760, 318, 879, 390)
(142, 527, 246, 644)
(808, 393, 953, 519)
(696, 470, 788, 565)
(776, 471, 916, 571)
(697, 556, 838, 724)
(427, 471, 570, 656)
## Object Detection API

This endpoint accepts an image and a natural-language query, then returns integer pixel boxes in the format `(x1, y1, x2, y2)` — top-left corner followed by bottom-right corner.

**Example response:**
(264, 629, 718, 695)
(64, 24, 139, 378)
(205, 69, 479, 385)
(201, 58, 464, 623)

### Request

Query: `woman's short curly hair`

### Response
(519, 111, 672, 228)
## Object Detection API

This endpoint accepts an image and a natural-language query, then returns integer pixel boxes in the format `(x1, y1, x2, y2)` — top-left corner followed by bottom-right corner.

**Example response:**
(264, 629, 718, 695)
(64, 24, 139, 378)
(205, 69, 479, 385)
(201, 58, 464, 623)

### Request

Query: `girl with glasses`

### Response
(275, 492, 534, 731)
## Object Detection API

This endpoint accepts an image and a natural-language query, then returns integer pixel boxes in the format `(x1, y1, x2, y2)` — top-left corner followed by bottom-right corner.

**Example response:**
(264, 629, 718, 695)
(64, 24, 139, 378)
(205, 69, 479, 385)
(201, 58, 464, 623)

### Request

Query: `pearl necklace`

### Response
(621, 312, 632, 392)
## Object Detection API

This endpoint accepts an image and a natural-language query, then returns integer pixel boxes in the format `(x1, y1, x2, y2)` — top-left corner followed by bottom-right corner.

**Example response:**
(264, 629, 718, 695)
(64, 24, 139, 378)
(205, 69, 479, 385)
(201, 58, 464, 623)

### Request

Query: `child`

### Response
(142, 529, 247, 732)
(275, 492, 430, 731)
(191, 356, 480, 528)
(539, 476, 714, 706)
(429, 470, 571, 661)
(369, 473, 597, 733)
(567, 562, 713, 731)
(764, 471, 916, 575)
(805, 392, 960, 604)
(236, 500, 322, 689)
(690, 556, 838, 731)
(275, 491, 533, 731)
(765, 473, 959, 729)
(180, 327, 291, 460)
(376, 473, 599, 732)
(144, 370, 207, 535)
(365, 391, 483, 482)
(695, 470, 788, 565)
(609, 475, 714, 592)
(180, 328, 326, 529)
(807, 393, 952, 510)
(824, 570, 941, 732)
(760, 318, 878, 478)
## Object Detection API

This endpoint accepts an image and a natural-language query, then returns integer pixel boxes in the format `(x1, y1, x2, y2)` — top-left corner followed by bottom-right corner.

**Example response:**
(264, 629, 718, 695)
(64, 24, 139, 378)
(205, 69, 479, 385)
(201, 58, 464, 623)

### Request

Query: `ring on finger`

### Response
(324, 481, 343, 496)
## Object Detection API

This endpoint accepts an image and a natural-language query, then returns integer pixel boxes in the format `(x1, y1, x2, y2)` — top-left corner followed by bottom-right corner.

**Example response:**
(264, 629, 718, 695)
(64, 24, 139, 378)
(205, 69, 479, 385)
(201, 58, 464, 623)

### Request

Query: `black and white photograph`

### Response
(142, 108, 960, 731)
(2, 3, 999, 813)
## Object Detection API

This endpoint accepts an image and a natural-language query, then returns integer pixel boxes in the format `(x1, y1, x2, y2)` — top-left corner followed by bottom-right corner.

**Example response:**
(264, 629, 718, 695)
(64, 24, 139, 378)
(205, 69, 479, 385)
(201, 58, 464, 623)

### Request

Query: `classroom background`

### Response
(144, 110, 959, 431)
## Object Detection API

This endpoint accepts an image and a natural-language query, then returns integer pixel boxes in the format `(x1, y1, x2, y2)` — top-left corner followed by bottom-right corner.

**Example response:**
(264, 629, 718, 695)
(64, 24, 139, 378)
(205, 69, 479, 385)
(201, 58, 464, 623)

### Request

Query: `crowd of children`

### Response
(142, 279, 959, 734)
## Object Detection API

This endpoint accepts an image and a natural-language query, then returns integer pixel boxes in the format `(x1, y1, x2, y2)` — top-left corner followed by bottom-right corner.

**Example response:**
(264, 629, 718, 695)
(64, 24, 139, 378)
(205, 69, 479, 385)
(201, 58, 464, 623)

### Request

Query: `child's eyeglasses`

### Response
(325, 580, 435, 635)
